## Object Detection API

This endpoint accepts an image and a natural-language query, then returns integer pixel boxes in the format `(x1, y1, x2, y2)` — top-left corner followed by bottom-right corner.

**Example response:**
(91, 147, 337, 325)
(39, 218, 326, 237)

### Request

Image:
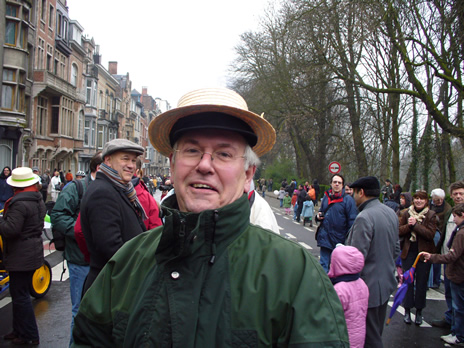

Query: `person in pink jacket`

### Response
(328, 244, 369, 348)
(132, 158, 162, 230)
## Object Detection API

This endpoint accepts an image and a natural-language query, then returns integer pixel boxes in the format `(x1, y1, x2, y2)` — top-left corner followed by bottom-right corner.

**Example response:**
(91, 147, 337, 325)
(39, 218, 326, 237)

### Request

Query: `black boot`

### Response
(404, 308, 412, 324)
(415, 309, 422, 326)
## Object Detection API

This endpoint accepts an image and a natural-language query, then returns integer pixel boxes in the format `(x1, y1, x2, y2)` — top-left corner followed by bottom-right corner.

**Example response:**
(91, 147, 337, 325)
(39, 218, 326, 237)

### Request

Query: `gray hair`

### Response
(171, 143, 260, 171)
(430, 188, 445, 199)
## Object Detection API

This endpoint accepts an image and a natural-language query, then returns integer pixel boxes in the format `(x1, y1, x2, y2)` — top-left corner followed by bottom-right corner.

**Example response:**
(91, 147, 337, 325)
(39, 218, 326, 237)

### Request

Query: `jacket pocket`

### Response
(232, 330, 258, 347)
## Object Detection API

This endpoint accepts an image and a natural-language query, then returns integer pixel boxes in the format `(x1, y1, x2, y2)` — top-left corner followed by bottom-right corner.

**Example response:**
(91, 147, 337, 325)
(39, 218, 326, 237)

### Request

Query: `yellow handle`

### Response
(413, 252, 425, 268)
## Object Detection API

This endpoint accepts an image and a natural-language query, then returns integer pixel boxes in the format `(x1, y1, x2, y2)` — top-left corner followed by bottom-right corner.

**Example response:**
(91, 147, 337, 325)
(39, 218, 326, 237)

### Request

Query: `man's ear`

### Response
(244, 166, 257, 193)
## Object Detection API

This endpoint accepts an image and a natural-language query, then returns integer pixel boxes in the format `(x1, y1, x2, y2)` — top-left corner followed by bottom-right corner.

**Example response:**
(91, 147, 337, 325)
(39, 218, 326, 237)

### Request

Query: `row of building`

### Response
(0, 0, 171, 176)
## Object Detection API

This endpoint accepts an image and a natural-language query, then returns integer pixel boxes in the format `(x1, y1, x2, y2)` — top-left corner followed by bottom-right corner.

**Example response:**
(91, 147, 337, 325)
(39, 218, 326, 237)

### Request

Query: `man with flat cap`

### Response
(346, 176, 400, 348)
(72, 88, 349, 347)
(79, 138, 147, 294)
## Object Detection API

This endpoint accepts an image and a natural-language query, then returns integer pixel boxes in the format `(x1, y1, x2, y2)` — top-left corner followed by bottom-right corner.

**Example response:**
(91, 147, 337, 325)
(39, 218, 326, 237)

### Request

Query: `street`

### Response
(0, 191, 453, 347)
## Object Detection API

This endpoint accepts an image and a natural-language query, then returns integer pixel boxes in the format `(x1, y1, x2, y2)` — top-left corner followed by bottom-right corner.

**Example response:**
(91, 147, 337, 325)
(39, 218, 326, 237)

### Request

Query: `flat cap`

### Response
(350, 176, 380, 197)
(101, 139, 144, 158)
(32, 167, 39, 172)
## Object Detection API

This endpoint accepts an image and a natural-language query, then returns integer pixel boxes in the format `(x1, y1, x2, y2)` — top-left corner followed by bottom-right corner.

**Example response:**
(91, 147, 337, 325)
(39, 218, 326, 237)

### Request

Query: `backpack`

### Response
(50, 179, 84, 251)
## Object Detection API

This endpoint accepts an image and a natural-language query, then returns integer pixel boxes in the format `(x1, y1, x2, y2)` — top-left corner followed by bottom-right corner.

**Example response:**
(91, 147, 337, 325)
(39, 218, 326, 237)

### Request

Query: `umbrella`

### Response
(386, 252, 424, 325)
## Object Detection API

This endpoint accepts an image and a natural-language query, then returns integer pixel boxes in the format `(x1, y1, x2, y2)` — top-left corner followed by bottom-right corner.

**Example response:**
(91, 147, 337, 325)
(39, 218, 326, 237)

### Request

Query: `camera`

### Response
(319, 212, 324, 218)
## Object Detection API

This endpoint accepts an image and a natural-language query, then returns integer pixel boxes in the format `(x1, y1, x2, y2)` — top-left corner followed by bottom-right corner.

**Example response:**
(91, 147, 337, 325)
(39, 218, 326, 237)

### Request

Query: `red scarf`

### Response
(325, 189, 344, 205)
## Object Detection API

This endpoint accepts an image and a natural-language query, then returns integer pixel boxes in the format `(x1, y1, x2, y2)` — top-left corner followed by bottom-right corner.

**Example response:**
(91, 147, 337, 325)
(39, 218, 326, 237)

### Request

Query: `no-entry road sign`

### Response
(328, 161, 341, 174)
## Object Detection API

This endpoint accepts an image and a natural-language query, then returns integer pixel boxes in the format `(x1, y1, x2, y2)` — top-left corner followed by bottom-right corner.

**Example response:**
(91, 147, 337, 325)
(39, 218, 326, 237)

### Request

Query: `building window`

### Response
(78, 111, 84, 139)
(37, 38, 44, 69)
(61, 97, 74, 136)
(49, 5, 54, 29)
(41, 0, 46, 22)
(1, 69, 16, 110)
(84, 119, 90, 146)
(71, 64, 78, 86)
(91, 120, 96, 146)
(51, 97, 60, 133)
(37, 97, 48, 136)
(97, 125, 105, 149)
(5, 4, 19, 46)
(47, 45, 53, 72)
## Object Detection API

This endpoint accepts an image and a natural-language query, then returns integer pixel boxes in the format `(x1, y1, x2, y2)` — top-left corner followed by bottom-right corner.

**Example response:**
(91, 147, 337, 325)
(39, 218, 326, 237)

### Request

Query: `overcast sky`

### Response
(66, 0, 271, 108)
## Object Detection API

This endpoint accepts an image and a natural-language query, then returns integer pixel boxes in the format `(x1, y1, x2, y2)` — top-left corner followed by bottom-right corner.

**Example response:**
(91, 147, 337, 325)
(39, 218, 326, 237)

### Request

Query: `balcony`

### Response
(32, 70, 79, 100)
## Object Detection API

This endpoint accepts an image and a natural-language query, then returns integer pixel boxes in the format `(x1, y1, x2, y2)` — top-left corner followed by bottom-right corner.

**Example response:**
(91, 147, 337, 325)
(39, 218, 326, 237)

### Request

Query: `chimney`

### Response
(142, 87, 148, 95)
(108, 61, 118, 74)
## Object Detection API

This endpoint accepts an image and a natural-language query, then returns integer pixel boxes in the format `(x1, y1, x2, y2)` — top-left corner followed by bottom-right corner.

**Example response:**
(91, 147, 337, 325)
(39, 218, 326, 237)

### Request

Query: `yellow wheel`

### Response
(30, 260, 52, 298)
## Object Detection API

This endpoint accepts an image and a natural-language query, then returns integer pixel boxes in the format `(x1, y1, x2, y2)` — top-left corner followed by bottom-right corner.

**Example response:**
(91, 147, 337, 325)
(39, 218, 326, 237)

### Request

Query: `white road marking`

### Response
(52, 260, 69, 281)
(0, 297, 11, 309)
(298, 242, 312, 250)
(286, 233, 296, 239)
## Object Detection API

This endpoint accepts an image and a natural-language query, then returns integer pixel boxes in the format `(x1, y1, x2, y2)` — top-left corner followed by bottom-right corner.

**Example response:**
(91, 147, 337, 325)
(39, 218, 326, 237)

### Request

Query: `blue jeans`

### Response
(319, 247, 332, 273)
(450, 281, 464, 342)
(279, 199, 283, 207)
(444, 265, 454, 329)
(68, 262, 89, 345)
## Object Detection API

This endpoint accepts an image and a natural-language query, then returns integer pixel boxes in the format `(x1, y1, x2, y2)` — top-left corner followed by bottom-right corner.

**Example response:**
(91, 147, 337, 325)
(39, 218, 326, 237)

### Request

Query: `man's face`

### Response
(170, 129, 255, 213)
(352, 188, 362, 207)
(104, 151, 138, 183)
(385, 181, 391, 186)
(331, 175, 343, 193)
(432, 197, 444, 206)
(451, 188, 464, 204)
(345, 186, 353, 195)
(453, 213, 464, 226)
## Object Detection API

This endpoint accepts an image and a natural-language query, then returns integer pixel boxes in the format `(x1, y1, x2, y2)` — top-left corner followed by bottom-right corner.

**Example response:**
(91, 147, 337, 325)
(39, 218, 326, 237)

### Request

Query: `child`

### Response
(283, 192, 292, 215)
(278, 187, 286, 207)
(328, 244, 369, 348)
(291, 190, 298, 220)
(423, 203, 464, 346)
(301, 196, 314, 227)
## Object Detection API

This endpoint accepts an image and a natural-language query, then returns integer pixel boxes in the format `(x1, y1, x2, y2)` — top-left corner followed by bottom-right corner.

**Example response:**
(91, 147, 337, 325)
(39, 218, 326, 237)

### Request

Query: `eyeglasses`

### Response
(175, 148, 245, 166)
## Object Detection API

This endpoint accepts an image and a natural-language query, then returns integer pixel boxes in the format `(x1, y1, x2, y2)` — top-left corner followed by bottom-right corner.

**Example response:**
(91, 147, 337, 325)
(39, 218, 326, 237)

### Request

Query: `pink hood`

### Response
(328, 245, 365, 278)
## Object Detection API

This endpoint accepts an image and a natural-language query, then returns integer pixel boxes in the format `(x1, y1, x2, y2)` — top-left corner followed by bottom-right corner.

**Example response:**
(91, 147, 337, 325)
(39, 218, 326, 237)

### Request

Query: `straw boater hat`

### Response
(148, 87, 276, 157)
(7, 167, 40, 188)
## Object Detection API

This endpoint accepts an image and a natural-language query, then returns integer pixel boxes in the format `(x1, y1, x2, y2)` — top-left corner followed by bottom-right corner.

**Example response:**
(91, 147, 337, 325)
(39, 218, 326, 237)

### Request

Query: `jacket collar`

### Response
(156, 194, 250, 264)
(358, 197, 379, 212)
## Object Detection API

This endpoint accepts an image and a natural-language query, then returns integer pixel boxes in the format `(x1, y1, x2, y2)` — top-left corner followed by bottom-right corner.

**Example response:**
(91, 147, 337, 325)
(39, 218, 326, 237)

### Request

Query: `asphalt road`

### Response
(0, 191, 453, 347)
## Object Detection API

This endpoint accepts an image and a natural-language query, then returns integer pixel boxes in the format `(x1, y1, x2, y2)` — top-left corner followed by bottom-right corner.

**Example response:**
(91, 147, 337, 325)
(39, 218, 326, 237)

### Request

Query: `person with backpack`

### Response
(40, 169, 51, 202)
(49, 152, 102, 345)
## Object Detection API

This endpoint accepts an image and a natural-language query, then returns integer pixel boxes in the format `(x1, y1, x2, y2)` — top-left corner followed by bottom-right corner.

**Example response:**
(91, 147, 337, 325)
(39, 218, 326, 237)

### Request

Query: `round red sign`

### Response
(328, 161, 341, 174)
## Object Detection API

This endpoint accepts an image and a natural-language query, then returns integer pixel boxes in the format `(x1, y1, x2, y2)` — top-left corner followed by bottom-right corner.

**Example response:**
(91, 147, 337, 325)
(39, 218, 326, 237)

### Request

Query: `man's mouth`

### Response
(192, 183, 216, 191)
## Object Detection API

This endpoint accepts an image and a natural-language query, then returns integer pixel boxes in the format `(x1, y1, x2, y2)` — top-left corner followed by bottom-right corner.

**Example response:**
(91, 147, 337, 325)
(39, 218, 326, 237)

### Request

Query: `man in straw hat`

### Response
(78, 139, 147, 295)
(72, 88, 349, 347)
(0, 167, 45, 345)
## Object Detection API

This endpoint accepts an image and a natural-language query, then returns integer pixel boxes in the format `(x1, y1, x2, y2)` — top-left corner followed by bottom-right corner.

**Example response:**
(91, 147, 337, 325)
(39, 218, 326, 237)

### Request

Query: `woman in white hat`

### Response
(0, 167, 46, 345)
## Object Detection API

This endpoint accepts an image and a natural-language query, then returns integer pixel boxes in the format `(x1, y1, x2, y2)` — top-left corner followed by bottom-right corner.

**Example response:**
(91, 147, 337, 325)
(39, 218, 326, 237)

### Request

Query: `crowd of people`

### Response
(0, 87, 463, 347)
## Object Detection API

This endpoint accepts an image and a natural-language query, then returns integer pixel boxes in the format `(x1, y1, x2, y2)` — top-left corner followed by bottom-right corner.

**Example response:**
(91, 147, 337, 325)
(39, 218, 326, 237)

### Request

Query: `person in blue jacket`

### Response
(315, 174, 358, 272)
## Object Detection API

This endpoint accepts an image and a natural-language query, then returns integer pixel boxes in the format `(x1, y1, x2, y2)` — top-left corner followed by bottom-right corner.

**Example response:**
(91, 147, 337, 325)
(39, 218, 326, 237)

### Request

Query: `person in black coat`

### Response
(0, 167, 46, 345)
(296, 185, 308, 222)
(80, 139, 147, 294)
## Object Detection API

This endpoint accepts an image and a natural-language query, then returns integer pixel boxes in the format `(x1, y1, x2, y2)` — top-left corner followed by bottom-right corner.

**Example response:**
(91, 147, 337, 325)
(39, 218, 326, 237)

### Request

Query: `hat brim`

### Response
(7, 174, 40, 188)
(149, 104, 276, 157)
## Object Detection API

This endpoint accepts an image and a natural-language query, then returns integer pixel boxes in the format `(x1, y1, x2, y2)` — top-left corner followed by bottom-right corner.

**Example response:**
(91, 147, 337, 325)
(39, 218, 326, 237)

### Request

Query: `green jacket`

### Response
(72, 194, 348, 347)
(50, 177, 89, 265)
